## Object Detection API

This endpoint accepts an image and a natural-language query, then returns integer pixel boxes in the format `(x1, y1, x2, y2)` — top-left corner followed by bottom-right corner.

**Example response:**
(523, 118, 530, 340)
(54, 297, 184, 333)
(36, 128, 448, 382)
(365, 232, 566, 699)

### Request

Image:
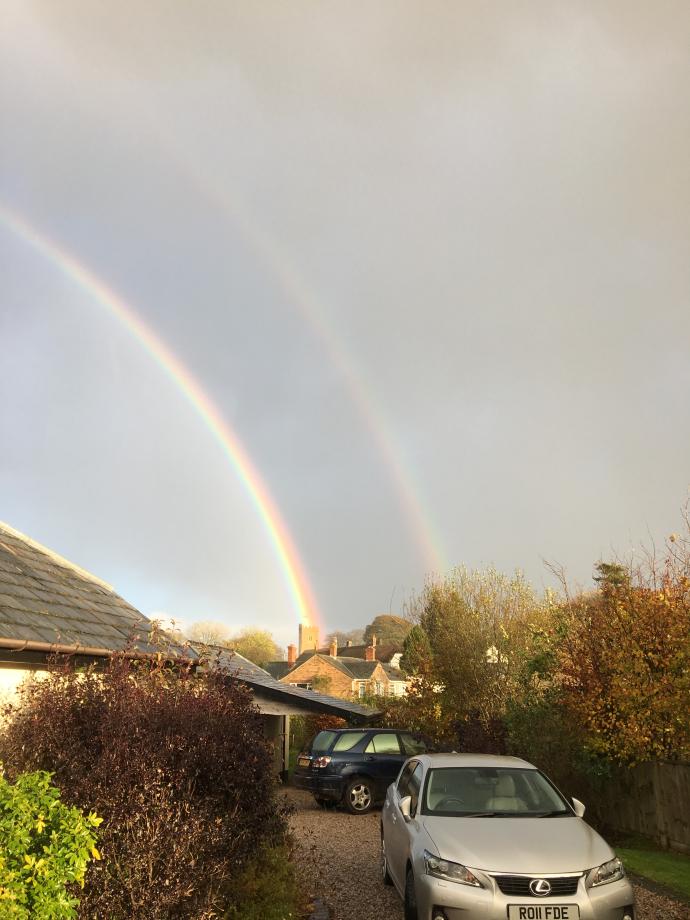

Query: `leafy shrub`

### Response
(555, 559, 690, 763)
(0, 769, 101, 918)
(0, 655, 288, 919)
(293, 713, 346, 754)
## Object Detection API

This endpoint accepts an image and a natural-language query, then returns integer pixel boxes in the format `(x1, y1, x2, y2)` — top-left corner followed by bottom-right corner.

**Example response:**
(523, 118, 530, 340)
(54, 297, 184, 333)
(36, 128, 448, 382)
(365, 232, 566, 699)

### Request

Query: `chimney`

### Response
(372, 633, 377, 648)
(287, 644, 297, 667)
(329, 637, 338, 657)
(365, 643, 376, 661)
(346, 639, 352, 647)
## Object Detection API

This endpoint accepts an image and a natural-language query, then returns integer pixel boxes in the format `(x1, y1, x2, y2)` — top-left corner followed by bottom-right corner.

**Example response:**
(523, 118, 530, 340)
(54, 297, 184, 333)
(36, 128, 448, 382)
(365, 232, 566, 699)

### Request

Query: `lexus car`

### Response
(380, 753, 635, 920)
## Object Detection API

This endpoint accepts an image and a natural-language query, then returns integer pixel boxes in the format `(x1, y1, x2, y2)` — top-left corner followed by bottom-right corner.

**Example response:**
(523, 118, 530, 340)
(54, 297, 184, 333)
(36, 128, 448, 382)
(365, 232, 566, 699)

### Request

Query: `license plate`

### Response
(508, 907, 579, 920)
(298, 756, 310, 767)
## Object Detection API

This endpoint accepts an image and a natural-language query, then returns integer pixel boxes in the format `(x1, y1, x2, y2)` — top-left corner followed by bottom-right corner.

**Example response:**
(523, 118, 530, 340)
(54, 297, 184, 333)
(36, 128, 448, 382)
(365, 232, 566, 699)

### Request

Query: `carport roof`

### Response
(195, 646, 381, 724)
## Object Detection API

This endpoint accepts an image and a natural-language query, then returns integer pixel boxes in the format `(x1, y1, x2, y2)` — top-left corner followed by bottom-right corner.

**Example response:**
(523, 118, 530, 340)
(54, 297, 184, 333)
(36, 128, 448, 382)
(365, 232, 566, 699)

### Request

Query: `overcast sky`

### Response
(1, 1, 689, 649)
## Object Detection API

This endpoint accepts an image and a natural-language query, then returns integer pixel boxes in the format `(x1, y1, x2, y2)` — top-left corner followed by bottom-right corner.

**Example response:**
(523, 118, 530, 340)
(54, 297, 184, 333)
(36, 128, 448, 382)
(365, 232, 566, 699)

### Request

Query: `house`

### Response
(0, 522, 378, 775)
(336, 637, 405, 671)
(266, 626, 409, 699)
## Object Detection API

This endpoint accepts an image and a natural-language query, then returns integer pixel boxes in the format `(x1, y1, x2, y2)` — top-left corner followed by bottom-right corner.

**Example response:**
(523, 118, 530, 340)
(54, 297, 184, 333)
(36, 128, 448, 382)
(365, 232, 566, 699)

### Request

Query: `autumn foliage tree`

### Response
(363, 614, 413, 646)
(413, 567, 548, 726)
(555, 554, 690, 763)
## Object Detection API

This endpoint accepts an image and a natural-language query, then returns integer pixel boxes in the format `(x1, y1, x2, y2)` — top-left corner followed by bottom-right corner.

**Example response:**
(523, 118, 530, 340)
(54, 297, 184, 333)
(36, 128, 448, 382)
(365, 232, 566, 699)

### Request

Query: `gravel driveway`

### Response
(285, 788, 689, 920)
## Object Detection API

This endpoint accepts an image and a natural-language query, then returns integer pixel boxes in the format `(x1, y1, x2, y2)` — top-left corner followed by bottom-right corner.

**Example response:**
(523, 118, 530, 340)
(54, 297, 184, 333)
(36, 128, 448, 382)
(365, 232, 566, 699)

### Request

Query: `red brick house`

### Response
(268, 632, 409, 699)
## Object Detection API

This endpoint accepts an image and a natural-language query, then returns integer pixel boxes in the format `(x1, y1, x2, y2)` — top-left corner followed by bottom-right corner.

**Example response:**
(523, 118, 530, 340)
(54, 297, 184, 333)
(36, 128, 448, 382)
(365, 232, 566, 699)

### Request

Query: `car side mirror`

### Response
(399, 795, 412, 820)
(571, 797, 585, 818)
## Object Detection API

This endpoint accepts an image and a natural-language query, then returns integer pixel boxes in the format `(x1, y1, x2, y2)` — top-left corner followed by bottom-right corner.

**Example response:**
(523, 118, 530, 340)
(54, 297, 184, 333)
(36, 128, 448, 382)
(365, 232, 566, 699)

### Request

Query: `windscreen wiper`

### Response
(534, 810, 571, 817)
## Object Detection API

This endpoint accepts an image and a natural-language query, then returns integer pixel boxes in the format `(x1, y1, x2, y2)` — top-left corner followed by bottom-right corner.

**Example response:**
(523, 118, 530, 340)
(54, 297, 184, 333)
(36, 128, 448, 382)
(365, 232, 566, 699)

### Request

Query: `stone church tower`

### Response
(298, 623, 319, 656)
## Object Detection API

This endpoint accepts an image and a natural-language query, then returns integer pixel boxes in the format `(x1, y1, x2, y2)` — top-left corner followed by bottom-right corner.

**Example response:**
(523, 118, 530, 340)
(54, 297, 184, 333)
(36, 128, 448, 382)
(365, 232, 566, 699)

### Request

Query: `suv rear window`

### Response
(332, 731, 367, 752)
(310, 731, 337, 753)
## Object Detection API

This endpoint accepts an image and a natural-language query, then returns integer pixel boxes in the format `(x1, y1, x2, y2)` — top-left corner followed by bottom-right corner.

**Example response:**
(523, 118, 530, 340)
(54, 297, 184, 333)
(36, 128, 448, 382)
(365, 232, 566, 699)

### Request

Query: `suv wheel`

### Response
(404, 867, 418, 920)
(344, 778, 374, 814)
(381, 832, 393, 885)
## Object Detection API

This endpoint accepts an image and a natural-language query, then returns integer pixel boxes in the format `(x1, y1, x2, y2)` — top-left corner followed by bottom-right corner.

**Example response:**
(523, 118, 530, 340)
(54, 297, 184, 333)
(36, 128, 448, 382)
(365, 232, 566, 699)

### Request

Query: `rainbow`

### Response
(163, 153, 448, 574)
(0, 203, 323, 633)
(229, 210, 449, 575)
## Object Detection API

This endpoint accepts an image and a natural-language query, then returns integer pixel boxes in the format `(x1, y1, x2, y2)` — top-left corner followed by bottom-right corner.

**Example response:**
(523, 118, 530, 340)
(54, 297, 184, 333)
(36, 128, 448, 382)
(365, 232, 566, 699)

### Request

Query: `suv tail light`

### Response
(312, 756, 332, 769)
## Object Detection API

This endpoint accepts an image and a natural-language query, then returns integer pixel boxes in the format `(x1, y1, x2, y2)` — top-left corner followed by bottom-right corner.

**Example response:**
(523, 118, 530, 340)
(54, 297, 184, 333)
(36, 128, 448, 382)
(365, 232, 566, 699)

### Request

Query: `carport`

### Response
(200, 647, 381, 777)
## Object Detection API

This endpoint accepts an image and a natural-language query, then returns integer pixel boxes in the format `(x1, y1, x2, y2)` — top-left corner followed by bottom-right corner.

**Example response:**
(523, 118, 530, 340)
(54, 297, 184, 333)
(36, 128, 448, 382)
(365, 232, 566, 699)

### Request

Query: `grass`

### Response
(223, 844, 306, 920)
(615, 836, 690, 902)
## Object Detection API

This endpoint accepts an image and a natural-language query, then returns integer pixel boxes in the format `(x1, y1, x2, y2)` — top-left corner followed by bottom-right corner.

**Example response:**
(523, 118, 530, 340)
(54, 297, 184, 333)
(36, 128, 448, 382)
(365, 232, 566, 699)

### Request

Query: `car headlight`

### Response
(424, 850, 483, 887)
(587, 857, 625, 888)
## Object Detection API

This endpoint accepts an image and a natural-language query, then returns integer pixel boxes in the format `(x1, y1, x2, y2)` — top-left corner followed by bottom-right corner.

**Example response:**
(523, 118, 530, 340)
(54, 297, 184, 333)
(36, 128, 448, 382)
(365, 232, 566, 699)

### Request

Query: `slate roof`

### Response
(195, 646, 379, 724)
(0, 522, 379, 723)
(337, 643, 401, 663)
(381, 663, 408, 682)
(291, 643, 403, 667)
(264, 661, 291, 680)
(0, 522, 189, 658)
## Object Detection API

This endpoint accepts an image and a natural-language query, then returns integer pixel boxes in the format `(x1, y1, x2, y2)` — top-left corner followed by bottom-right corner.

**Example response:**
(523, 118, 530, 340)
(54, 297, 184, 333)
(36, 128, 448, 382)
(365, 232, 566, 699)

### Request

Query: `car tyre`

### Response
(344, 777, 374, 814)
(381, 832, 393, 886)
(404, 867, 418, 920)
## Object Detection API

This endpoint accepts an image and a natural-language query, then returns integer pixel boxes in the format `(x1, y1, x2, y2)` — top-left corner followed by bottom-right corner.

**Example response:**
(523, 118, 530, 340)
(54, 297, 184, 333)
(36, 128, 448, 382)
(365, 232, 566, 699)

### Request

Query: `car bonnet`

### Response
(421, 815, 614, 875)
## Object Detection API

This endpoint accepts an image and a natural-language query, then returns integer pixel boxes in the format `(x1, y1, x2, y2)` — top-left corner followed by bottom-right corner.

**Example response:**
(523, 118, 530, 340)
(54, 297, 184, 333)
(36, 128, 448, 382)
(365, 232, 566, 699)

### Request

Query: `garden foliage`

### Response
(0, 654, 288, 919)
(368, 515, 690, 807)
(0, 769, 101, 919)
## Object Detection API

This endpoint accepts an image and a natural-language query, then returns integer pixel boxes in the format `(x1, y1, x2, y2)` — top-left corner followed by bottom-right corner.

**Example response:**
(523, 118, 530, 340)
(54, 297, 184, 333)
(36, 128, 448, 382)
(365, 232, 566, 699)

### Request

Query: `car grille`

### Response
(494, 875, 581, 897)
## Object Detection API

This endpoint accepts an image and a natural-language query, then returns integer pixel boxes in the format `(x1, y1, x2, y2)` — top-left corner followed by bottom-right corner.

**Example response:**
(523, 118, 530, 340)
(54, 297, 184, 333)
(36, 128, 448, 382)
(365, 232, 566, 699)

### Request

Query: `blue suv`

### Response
(293, 727, 426, 813)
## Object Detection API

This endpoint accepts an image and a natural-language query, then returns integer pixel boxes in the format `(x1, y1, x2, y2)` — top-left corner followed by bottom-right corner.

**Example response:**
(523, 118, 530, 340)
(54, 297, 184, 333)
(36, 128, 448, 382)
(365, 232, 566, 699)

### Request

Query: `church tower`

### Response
(298, 623, 319, 656)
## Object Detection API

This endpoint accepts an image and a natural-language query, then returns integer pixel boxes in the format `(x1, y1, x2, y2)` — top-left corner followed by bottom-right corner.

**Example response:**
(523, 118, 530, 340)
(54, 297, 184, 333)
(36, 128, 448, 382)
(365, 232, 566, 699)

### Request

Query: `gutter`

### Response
(0, 637, 194, 661)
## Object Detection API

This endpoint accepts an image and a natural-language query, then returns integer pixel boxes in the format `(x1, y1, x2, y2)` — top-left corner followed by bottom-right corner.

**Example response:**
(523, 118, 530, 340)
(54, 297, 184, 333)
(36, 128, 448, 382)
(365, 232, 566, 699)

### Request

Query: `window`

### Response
(310, 731, 337, 753)
(397, 761, 417, 797)
(400, 733, 427, 755)
(408, 763, 424, 815)
(358, 681, 366, 698)
(364, 733, 401, 754)
(375, 681, 384, 695)
(422, 767, 571, 816)
(332, 731, 367, 752)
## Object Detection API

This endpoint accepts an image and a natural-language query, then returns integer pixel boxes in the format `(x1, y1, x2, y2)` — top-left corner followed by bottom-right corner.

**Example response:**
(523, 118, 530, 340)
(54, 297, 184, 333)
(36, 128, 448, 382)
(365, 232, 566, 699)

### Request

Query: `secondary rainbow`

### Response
(0, 203, 323, 633)
(155, 145, 448, 573)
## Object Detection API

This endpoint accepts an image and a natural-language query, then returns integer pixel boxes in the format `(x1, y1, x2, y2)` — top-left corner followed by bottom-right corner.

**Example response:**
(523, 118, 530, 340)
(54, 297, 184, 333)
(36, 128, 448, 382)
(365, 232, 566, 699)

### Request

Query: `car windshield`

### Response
(422, 767, 572, 817)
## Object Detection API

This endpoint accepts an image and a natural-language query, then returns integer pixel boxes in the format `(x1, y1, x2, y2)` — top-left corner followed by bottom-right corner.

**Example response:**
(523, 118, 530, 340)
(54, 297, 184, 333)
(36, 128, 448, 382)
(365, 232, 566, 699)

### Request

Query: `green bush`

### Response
(0, 769, 101, 919)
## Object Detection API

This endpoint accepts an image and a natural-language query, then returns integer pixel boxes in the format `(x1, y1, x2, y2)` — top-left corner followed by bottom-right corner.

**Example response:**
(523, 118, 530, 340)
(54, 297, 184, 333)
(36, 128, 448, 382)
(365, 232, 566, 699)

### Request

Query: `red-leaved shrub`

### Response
(0, 654, 288, 919)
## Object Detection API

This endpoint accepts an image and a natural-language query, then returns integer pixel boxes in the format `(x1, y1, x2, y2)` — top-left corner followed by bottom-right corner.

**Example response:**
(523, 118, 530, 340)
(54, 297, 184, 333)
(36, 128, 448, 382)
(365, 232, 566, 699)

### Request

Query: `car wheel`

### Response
(344, 778, 374, 814)
(381, 832, 393, 886)
(404, 867, 418, 920)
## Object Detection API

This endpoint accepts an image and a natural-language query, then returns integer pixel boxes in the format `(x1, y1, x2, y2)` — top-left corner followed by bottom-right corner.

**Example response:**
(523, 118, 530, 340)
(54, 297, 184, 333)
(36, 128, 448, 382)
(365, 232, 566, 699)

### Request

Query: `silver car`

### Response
(381, 753, 635, 920)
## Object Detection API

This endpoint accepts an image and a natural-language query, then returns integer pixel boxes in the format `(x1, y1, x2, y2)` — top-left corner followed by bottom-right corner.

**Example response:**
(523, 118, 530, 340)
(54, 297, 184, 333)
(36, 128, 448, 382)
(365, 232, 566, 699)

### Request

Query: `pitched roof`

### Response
(339, 657, 382, 679)
(381, 663, 408, 682)
(198, 647, 379, 723)
(0, 522, 188, 658)
(264, 660, 291, 679)
(282, 652, 387, 681)
(337, 643, 402, 663)
(0, 523, 380, 723)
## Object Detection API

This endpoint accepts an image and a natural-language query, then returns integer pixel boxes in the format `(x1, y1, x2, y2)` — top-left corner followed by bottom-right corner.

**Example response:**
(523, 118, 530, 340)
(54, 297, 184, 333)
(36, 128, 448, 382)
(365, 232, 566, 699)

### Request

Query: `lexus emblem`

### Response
(530, 878, 552, 897)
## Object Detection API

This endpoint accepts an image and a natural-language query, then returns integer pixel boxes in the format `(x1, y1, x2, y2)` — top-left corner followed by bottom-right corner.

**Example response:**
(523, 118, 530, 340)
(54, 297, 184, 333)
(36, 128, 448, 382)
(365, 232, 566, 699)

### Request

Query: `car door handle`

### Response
(365, 756, 375, 761)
